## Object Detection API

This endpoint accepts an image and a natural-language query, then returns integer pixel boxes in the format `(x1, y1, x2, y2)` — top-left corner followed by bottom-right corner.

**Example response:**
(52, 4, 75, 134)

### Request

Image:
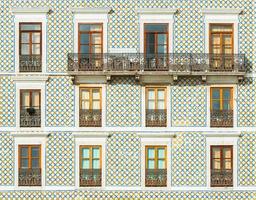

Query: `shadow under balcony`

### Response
(19, 55, 42, 72)
(79, 109, 102, 127)
(80, 169, 102, 187)
(211, 169, 233, 187)
(18, 168, 41, 186)
(20, 107, 41, 127)
(210, 110, 233, 128)
(145, 169, 167, 187)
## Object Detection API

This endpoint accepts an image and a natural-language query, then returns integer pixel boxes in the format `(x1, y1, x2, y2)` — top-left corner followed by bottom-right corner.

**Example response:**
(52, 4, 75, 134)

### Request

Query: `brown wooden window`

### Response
(145, 146, 167, 187)
(20, 90, 41, 127)
(79, 88, 102, 127)
(19, 23, 42, 72)
(80, 145, 102, 187)
(210, 87, 233, 127)
(145, 87, 167, 127)
(211, 145, 233, 187)
(18, 145, 41, 186)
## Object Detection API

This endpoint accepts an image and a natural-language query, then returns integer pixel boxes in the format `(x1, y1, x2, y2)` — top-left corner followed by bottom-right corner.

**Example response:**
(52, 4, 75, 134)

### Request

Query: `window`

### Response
(209, 24, 234, 71)
(19, 23, 42, 72)
(145, 87, 167, 127)
(20, 90, 41, 127)
(144, 23, 169, 70)
(145, 146, 167, 187)
(18, 145, 41, 186)
(211, 145, 233, 187)
(80, 145, 102, 187)
(210, 87, 233, 127)
(79, 88, 102, 127)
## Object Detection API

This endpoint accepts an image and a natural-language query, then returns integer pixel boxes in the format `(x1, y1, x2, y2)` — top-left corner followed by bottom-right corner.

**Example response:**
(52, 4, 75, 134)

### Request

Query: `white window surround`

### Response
(12, 132, 48, 190)
(70, 7, 111, 54)
(202, 8, 243, 54)
(141, 85, 171, 128)
(74, 84, 106, 130)
(137, 8, 177, 53)
(206, 84, 237, 128)
(13, 76, 48, 130)
(206, 135, 238, 189)
(73, 133, 107, 189)
(140, 137, 172, 190)
(12, 7, 49, 74)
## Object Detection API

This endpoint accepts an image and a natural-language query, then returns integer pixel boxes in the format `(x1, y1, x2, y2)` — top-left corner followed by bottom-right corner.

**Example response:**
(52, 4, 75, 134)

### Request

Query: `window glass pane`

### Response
(148, 100, 155, 109)
(157, 90, 165, 100)
(212, 35, 220, 45)
(21, 158, 29, 168)
(147, 148, 155, 159)
(224, 160, 232, 169)
(212, 89, 220, 99)
(223, 100, 231, 110)
(157, 34, 167, 45)
(21, 44, 30, 55)
(21, 92, 30, 107)
(82, 148, 90, 158)
(212, 159, 221, 169)
(32, 158, 39, 168)
(82, 101, 90, 109)
(79, 24, 102, 31)
(212, 47, 221, 54)
(31, 147, 39, 157)
(145, 24, 168, 32)
(157, 148, 165, 159)
(146, 45, 155, 55)
(21, 33, 29, 43)
(147, 160, 155, 169)
(158, 160, 165, 169)
(20, 24, 41, 30)
(212, 147, 221, 158)
(212, 100, 220, 110)
(148, 89, 155, 100)
(21, 147, 28, 157)
(92, 90, 100, 99)
(80, 33, 89, 44)
(223, 89, 231, 99)
(92, 45, 102, 53)
(157, 45, 167, 53)
(223, 35, 232, 45)
(81, 90, 90, 100)
(82, 160, 90, 169)
(92, 100, 100, 109)
(146, 33, 155, 45)
(32, 33, 40, 43)
(32, 44, 40, 54)
(80, 45, 89, 53)
(91, 33, 102, 44)
(32, 92, 40, 107)
(223, 48, 232, 54)
(210, 25, 232, 32)
(92, 148, 100, 159)
(92, 160, 100, 169)
(223, 148, 232, 158)
(157, 100, 165, 109)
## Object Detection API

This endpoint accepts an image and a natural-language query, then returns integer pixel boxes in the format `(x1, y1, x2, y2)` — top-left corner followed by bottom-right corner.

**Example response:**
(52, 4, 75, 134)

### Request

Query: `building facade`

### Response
(0, 0, 255, 199)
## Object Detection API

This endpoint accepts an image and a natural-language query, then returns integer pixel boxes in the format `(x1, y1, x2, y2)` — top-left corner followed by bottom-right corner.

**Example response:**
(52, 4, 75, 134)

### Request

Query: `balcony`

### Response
(18, 168, 41, 186)
(20, 107, 41, 127)
(80, 169, 101, 187)
(79, 109, 102, 127)
(146, 109, 167, 127)
(210, 110, 233, 128)
(211, 169, 233, 187)
(19, 55, 42, 72)
(145, 169, 167, 187)
(67, 53, 245, 83)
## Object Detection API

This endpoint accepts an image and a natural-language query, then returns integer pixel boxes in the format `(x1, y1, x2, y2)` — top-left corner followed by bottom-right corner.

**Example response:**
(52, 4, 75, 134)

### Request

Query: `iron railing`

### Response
(19, 55, 42, 72)
(146, 109, 167, 127)
(79, 109, 102, 127)
(145, 169, 167, 187)
(20, 107, 41, 127)
(210, 110, 233, 127)
(80, 169, 102, 187)
(67, 53, 245, 73)
(211, 169, 233, 187)
(18, 168, 41, 186)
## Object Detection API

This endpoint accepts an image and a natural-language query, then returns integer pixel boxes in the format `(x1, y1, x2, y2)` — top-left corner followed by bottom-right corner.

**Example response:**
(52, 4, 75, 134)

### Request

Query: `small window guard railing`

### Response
(211, 169, 233, 187)
(19, 55, 42, 72)
(80, 169, 102, 187)
(20, 107, 41, 127)
(146, 109, 167, 127)
(18, 168, 41, 186)
(210, 110, 233, 128)
(79, 109, 102, 127)
(68, 53, 245, 73)
(145, 169, 167, 187)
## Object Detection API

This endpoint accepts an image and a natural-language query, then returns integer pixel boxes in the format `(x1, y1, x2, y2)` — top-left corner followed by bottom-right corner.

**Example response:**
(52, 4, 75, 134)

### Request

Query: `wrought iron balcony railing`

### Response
(145, 169, 167, 187)
(19, 168, 41, 186)
(210, 110, 233, 127)
(19, 55, 42, 72)
(20, 107, 41, 127)
(211, 169, 233, 187)
(146, 109, 167, 127)
(80, 169, 102, 187)
(79, 109, 102, 127)
(68, 53, 245, 73)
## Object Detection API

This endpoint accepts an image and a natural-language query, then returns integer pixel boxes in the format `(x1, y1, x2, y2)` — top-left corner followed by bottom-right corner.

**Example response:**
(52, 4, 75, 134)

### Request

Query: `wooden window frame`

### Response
(80, 145, 102, 169)
(210, 87, 233, 111)
(78, 23, 103, 54)
(209, 23, 234, 54)
(20, 89, 41, 109)
(79, 87, 102, 110)
(145, 146, 167, 170)
(145, 86, 167, 110)
(19, 22, 42, 56)
(18, 145, 41, 169)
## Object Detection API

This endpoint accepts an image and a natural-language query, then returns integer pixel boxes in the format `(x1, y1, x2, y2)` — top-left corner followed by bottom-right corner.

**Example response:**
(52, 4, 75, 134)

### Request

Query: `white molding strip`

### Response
(138, 132, 175, 138)
(136, 8, 178, 14)
(201, 8, 243, 14)
(12, 75, 49, 82)
(73, 132, 109, 138)
(11, 7, 50, 14)
(202, 131, 241, 137)
(70, 7, 111, 14)
(11, 132, 49, 137)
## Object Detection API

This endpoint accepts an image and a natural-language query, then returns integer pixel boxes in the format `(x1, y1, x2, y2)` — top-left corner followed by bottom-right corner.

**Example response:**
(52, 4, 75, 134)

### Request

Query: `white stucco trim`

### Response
(206, 136, 238, 189)
(70, 7, 111, 14)
(138, 10, 175, 53)
(202, 10, 240, 54)
(12, 7, 50, 14)
(15, 81, 46, 130)
(74, 84, 106, 130)
(206, 84, 237, 128)
(13, 12, 47, 74)
(201, 8, 243, 15)
(13, 134, 47, 189)
(73, 11, 109, 54)
(74, 137, 106, 189)
(12, 75, 49, 82)
(108, 48, 137, 53)
(141, 137, 172, 189)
